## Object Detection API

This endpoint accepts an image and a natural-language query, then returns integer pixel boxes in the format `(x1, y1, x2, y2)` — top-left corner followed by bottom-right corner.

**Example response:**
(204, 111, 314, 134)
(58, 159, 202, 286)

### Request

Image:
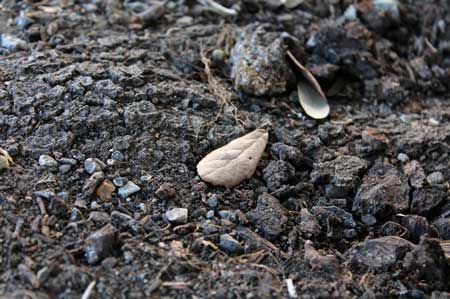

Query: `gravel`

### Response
(166, 208, 188, 224)
(426, 171, 445, 185)
(38, 155, 58, 167)
(117, 181, 141, 199)
(220, 234, 243, 254)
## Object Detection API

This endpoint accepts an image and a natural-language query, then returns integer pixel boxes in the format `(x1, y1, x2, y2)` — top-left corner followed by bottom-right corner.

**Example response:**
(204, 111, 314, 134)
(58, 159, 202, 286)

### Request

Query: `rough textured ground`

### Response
(1, 0, 450, 298)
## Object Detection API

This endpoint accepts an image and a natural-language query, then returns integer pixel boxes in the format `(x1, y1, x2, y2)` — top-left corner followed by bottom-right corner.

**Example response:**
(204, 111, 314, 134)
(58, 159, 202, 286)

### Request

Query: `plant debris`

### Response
(197, 129, 268, 187)
(0, 149, 13, 169)
(287, 50, 330, 119)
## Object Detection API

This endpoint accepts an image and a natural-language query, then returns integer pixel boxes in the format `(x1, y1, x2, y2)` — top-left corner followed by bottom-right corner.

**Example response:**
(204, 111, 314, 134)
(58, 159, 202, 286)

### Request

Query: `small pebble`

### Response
(101, 257, 117, 269)
(220, 234, 243, 254)
(96, 179, 116, 201)
(39, 155, 58, 167)
(59, 158, 77, 165)
(201, 220, 218, 234)
(139, 203, 147, 213)
(70, 208, 83, 221)
(59, 164, 72, 174)
(118, 181, 140, 199)
(212, 49, 226, 63)
(344, 229, 357, 239)
(206, 210, 214, 219)
(0, 34, 28, 51)
(123, 251, 134, 264)
(90, 201, 101, 210)
(218, 210, 237, 223)
(397, 153, 409, 163)
(343, 5, 358, 21)
(84, 158, 106, 174)
(113, 177, 127, 187)
(106, 159, 117, 166)
(361, 214, 377, 226)
(111, 151, 124, 162)
(89, 211, 111, 223)
(85, 224, 118, 264)
(207, 196, 219, 208)
(16, 14, 33, 29)
(57, 192, 69, 201)
(155, 183, 177, 200)
(165, 208, 188, 224)
(426, 171, 445, 185)
(74, 198, 88, 209)
(34, 189, 56, 199)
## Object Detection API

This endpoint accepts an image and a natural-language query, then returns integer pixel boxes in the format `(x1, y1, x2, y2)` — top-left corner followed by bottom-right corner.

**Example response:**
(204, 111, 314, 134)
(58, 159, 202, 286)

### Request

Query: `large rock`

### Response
(247, 193, 287, 240)
(262, 160, 295, 192)
(229, 24, 295, 96)
(433, 218, 450, 240)
(311, 155, 368, 192)
(344, 236, 414, 273)
(403, 238, 450, 290)
(353, 162, 409, 219)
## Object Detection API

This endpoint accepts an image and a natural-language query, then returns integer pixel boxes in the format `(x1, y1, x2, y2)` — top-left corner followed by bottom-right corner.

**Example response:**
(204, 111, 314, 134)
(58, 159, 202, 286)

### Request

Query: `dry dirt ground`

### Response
(1, 0, 450, 298)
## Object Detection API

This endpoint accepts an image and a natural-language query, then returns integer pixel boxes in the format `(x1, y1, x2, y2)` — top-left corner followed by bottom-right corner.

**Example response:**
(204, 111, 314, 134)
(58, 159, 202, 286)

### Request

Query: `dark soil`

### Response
(1, 0, 450, 298)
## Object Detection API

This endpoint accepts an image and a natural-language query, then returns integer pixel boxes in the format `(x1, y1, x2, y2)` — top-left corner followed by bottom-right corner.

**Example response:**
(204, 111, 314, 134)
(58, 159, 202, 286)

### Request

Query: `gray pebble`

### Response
(59, 164, 72, 174)
(207, 196, 219, 208)
(118, 181, 141, 198)
(84, 158, 106, 174)
(111, 151, 124, 162)
(123, 251, 134, 264)
(90, 201, 101, 210)
(344, 229, 357, 239)
(85, 224, 118, 264)
(220, 234, 243, 254)
(59, 158, 77, 165)
(218, 210, 237, 223)
(106, 159, 117, 166)
(101, 257, 117, 269)
(344, 236, 414, 273)
(57, 192, 69, 201)
(70, 208, 83, 221)
(206, 210, 215, 219)
(426, 171, 445, 185)
(89, 211, 111, 223)
(201, 220, 218, 234)
(397, 153, 409, 163)
(0, 34, 28, 51)
(39, 155, 58, 167)
(34, 189, 55, 199)
(165, 208, 188, 224)
(361, 214, 377, 226)
(16, 14, 33, 29)
(113, 177, 127, 187)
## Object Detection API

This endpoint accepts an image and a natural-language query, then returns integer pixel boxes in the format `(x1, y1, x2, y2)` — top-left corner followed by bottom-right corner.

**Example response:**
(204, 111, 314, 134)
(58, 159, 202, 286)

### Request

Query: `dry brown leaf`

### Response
(197, 129, 268, 188)
(287, 50, 330, 119)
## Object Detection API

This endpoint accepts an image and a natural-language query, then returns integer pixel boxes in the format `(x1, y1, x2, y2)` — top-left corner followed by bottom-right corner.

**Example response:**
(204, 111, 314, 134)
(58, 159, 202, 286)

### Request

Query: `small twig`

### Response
(197, 0, 239, 16)
(200, 49, 244, 128)
(81, 280, 96, 299)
